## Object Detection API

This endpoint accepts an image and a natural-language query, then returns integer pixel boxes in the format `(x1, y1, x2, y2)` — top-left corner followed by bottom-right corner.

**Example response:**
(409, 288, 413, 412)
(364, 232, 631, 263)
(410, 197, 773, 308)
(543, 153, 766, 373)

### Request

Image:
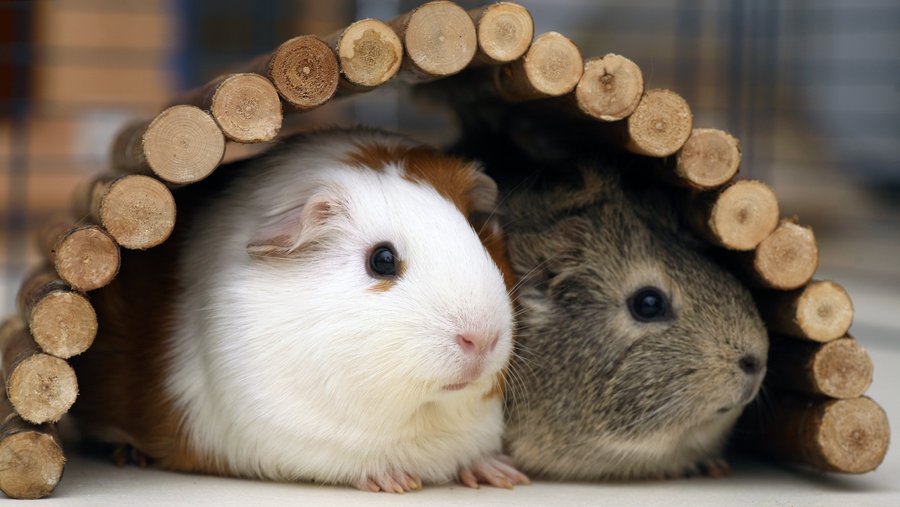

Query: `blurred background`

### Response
(0, 0, 898, 333)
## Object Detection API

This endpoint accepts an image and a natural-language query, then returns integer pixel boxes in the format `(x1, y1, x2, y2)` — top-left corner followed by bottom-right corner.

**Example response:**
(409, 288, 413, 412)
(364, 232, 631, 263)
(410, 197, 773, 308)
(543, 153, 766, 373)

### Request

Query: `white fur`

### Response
(166, 130, 513, 486)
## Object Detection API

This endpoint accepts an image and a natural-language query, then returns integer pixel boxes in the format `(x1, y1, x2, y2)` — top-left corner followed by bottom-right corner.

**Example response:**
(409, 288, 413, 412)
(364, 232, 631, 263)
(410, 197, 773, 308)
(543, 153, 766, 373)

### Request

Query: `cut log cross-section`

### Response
(469, 2, 534, 65)
(687, 179, 779, 251)
(74, 175, 177, 250)
(0, 375, 65, 500)
(326, 19, 403, 92)
(675, 128, 742, 189)
(111, 105, 226, 185)
(768, 337, 874, 399)
(391, 0, 477, 82)
(758, 280, 854, 342)
(494, 31, 583, 101)
(173, 73, 282, 143)
(251, 35, 340, 110)
(16, 268, 96, 359)
(39, 219, 120, 292)
(0, 318, 78, 425)
(739, 219, 819, 290)
(574, 54, 644, 122)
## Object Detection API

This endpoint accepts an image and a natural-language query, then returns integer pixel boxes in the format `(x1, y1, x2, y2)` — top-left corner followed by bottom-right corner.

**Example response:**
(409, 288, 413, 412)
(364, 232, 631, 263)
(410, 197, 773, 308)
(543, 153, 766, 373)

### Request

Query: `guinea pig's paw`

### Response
(458, 454, 531, 489)
(696, 457, 732, 478)
(358, 471, 423, 493)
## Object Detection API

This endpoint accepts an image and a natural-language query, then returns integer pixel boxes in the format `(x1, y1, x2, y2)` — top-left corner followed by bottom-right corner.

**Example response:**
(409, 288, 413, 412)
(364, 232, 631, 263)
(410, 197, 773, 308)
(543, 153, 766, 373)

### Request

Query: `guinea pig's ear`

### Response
(246, 191, 347, 259)
(465, 168, 499, 216)
(506, 215, 593, 289)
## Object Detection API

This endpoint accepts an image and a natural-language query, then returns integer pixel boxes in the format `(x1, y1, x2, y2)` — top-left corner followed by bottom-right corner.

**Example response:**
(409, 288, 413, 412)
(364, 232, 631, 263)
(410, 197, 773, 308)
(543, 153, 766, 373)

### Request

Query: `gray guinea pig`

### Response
(500, 163, 769, 480)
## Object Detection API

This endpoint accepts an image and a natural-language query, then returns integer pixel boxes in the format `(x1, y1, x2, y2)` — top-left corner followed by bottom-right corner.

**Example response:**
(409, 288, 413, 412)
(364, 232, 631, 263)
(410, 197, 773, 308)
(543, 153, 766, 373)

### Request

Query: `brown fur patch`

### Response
(71, 191, 231, 477)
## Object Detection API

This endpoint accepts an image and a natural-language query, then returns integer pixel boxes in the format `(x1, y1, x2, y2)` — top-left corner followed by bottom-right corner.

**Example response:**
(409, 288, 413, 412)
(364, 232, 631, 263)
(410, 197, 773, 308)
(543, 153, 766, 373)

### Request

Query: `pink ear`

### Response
(246, 193, 345, 259)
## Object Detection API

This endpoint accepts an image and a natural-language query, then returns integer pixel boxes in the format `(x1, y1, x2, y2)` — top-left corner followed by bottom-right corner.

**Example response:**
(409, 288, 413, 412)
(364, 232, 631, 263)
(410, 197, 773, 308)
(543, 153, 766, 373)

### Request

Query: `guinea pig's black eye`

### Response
(368, 244, 397, 278)
(628, 287, 670, 322)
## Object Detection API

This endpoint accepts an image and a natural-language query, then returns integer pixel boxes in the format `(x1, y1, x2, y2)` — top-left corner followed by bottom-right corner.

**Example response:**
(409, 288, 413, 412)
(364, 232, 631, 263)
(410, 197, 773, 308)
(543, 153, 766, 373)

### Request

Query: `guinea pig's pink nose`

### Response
(455, 333, 499, 355)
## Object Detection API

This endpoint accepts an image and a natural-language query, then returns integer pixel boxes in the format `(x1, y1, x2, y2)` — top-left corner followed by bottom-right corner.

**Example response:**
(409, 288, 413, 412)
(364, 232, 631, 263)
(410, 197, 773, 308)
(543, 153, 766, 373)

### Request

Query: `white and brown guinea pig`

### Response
(500, 163, 769, 480)
(71, 128, 529, 492)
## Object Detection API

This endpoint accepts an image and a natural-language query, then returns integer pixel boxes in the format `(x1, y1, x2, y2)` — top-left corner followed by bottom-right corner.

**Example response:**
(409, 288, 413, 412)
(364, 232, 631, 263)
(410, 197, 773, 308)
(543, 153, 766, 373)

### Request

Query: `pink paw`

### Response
(358, 471, 422, 493)
(459, 454, 531, 489)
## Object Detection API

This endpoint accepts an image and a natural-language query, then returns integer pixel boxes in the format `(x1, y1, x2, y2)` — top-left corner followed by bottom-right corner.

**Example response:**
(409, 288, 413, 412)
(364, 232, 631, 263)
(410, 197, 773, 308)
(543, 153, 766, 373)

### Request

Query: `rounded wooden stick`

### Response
(173, 73, 282, 143)
(39, 218, 120, 292)
(623, 88, 693, 157)
(251, 35, 339, 110)
(16, 267, 97, 359)
(469, 2, 533, 65)
(757, 280, 854, 342)
(326, 19, 403, 92)
(1, 318, 78, 425)
(111, 105, 226, 185)
(675, 128, 741, 189)
(759, 395, 889, 473)
(495, 31, 583, 101)
(741, 219, 819, 290)
(0, 375, 64, 500)
(574, 54, 644, 121)
(687, 179, 779, 251)
(74, 174, 176, 250)
(768, 337, 874, 399)
(390, 0, 477, 82)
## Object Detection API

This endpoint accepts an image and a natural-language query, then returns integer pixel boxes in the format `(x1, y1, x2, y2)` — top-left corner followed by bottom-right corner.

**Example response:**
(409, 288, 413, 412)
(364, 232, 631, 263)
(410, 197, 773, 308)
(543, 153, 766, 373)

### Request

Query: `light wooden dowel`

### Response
(0, 375, 65, 500)
(495, 31, 583, 101)
(757, 280, 854, 342)
(739, 219, 819, 290)
(469, 2, 533, 65)
(111, 105, 226, 185)
(756, 395, 889, 473)
(0, 318, 78, 425)
(768, 337, 873, 399)
(173, 73, 282, 143)
(74, 174, 176, 250)
(574, 54, 643, 121)
(687, 179, 779, 251)
(390, 1, 477, 82)
(16, 268, 96, 359)
(326, 19, 403, 92)
(622, 88, 693, 157)
(250, 35, 340, 110)
(39, 218, 120, 292)
(675, 128, 741, 189)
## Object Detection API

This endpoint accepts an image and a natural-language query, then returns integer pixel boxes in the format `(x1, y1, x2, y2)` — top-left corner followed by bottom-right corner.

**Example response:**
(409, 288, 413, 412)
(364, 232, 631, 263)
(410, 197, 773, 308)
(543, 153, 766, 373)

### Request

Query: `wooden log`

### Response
(38, 218, 120, 292)
(757, 280, 854, 342)
(0, 375, 65, 500)
(687, 179, 779, 251)
(494, 31, 583, 101)
(469, 2, 533, 65)
(674, 128, 741, 189)
(248, 35, 339, 110)
(390, 0, 477, 82)
(74, 174, 176, 250)
(172, 73, 282, 143)
(573, 54, 644, 121)
(768, 337, 873, 399)
(325, 19, 403, 92)
(752, 395, 889, 473)
(0, 318, 78, 425)
(111, 105, 226, 185)
(620, 88, 693, 157)
(737, 219, 819, 290)
(16, 267, 96, 359)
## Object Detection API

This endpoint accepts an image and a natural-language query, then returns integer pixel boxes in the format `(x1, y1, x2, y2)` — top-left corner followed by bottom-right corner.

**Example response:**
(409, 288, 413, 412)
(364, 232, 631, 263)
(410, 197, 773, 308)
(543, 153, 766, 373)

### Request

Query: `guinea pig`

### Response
(70, 128, 529, 492)
(500, 162, 769, 480)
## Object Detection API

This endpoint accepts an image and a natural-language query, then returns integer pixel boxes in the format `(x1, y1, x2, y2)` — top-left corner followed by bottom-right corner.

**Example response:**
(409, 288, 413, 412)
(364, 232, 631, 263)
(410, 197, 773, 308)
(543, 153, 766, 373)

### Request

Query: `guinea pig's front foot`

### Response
(358, 471, 423, 493)
(458, 454, 531, 489)
(696, 457, 731, 478)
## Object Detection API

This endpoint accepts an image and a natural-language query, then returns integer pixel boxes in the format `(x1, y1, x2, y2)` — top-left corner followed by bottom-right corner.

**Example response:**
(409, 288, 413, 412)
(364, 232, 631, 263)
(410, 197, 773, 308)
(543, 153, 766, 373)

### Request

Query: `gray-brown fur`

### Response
(501, 164, 768, 480)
